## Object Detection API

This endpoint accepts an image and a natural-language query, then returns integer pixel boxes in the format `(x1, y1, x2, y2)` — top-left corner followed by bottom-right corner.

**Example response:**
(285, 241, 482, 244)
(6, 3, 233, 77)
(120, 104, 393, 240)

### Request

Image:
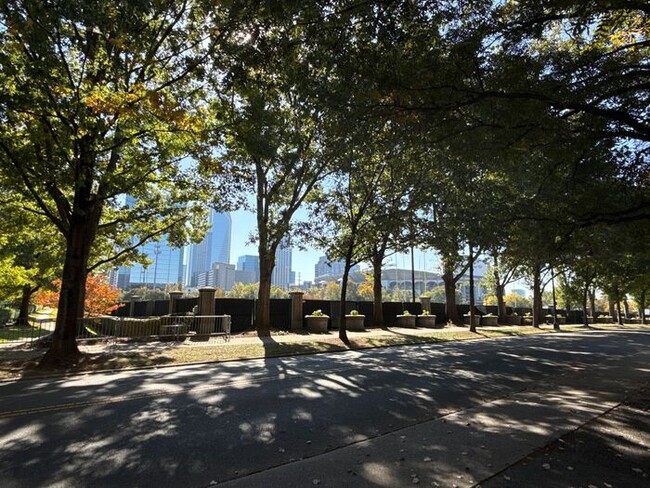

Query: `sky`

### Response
(227, 209, 531, 294)
(229, 209, 444, 285)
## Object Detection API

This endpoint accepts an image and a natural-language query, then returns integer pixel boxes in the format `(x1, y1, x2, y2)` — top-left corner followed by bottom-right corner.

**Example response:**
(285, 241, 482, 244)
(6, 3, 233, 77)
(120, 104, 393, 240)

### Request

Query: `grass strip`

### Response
(2, 324, 647, 381)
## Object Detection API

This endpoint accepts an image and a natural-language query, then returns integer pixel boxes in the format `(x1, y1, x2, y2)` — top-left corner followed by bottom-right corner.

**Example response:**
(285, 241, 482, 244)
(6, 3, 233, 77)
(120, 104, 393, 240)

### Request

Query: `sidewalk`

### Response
(215, 348, 650, 488)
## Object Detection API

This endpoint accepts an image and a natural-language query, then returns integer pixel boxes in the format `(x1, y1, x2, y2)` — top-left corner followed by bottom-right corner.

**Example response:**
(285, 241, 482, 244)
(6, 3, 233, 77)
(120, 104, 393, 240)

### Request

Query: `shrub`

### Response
(310, 309, 328, 317)
(421, 309, 430, 316)
(401, 310, 412, 316)
(349, 310, 360, 316)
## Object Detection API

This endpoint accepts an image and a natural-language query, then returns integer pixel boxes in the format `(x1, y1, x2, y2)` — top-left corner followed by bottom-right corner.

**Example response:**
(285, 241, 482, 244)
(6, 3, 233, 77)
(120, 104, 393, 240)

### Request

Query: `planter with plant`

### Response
(506, 313, 522, 325)
(463, 313, 480, 326)
(596, 314, 614, 324)
(396, 310, 416, 328)
(545, 314, 566, 324)
(345, 309, 366, 331)
(417, 309, 438, 328)
(481, 313, 499, 326)
(522, 312, 533, 325)
(305, 309, 329, 333)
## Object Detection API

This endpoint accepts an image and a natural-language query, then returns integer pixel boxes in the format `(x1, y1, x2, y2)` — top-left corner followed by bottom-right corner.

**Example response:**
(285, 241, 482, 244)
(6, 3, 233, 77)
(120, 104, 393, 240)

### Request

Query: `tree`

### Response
(212, 7, 334, 335)
(228, 282, 258, 300)
(0, 1, 241, 365)
(0, 193, 64, 320)
(311, 150, 395, 342)
(483, 254, 521, 322)
(35, 275, 123, 316)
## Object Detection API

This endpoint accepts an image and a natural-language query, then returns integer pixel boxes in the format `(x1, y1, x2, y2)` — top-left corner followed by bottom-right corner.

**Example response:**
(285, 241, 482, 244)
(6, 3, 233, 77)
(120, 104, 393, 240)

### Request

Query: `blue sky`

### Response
(228, 209, 530, 295)
(229, 208, 324, 283)
(229, 208, 443, 284)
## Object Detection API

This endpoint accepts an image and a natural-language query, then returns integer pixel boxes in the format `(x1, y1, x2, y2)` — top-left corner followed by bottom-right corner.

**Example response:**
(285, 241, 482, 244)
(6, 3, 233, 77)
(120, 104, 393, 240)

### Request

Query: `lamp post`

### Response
(410, 245, 416, 303)
(152, 243, 161, 290)
(551, 266, 559, 331)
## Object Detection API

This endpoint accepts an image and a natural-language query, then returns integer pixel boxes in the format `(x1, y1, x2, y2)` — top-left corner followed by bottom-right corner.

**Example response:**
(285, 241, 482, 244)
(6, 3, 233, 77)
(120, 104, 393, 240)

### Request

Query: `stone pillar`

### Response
(198, 287, 216, 316)
(289, 291, 305, 332)
(419, 295, 431, 315)
(129, 295, 141, 317)
(169, 291, 183, 315)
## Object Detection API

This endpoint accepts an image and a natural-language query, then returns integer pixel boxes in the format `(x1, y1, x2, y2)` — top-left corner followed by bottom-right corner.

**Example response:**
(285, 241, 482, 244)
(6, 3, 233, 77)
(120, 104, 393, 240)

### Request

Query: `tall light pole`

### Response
(153, 243, 161, 290)
(411, 245, 416, 303)
(551, 265, 559, 331)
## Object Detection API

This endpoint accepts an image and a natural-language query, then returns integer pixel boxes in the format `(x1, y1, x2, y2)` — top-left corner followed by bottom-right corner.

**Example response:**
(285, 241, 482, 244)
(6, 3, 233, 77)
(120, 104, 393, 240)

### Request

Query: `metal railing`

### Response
(1, 315, 231, 346)
(0, 318, 55, 345)
(76, 315, 231, 341)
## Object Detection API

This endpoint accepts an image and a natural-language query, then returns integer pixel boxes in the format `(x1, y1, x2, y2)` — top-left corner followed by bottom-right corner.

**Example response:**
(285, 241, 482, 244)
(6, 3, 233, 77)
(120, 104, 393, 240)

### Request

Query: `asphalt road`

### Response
(1, 330, 648, 488)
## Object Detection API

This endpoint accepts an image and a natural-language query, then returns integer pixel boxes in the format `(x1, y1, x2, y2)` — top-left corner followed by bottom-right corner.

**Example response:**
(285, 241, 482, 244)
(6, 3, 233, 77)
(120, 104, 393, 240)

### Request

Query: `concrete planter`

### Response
(115, 318, 162, 337)
(306, 316, 329, 333)
(522, 316, 533, 325)
(624, 318, 641, 324)
(396, 315, 416, 328)
(545, 315, 566, 324)
(417, 315, 438, 328)
(463, 315, 480, 326)
(345, 315, 365, 331)
(481, 316, 499, 326)
(506, 316, 522, 325)
(596, 316, 614, 323)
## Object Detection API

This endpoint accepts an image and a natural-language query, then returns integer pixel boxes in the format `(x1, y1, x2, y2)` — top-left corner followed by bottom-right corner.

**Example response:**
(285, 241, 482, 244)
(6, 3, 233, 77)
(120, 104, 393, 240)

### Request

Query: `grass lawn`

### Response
(0, 325, 51, 343)
(1, 323, 646, 381)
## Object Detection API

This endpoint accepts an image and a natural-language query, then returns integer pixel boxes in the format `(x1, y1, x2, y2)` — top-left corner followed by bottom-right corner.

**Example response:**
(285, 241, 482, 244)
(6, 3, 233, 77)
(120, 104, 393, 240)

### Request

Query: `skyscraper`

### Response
(113, 196, 184, 289)
(120, 236, 184, 288)
(237, 255, 260, 282)
(314, 256, 360, 281)
(184, 210, 232, 287)
(271, 240, 293, 289)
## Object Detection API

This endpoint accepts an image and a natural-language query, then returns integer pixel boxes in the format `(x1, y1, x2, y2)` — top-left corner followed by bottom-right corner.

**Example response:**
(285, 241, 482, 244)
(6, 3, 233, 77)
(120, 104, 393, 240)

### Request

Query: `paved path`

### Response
(0, 329, 648, 487)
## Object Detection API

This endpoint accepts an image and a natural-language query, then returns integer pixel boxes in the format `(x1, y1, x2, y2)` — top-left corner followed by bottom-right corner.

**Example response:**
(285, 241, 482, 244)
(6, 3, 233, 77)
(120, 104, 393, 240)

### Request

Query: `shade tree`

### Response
(0, 1, 248, 365)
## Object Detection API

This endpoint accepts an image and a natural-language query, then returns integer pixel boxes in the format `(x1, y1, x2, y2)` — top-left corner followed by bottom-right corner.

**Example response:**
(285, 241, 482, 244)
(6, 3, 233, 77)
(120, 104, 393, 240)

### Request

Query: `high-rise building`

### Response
(197, 261, 255, 291)
(271, 241, 293, 289)
(237, 255, 260, 282)
(121, 237, 184, 288)
(185, 210, 232, 287)
(512, 288, 527, 298)
(315, 256, 360, 280)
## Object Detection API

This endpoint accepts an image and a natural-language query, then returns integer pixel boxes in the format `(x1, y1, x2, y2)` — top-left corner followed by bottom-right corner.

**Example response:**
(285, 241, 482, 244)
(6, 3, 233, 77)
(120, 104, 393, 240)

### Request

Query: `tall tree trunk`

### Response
(495, 284, 506, 322)
(615, 298, 623, 326)
(589, 288, 596, 317)
(468, 245, 476, 333)
(582, 284, 590, 326)
(339, 257, 352, 344)
(41, 218, 97, 366)
(371, 251, 384, 327)
(640, 290, 647, 325)
(532, 264, 542, 328)
(442, 269, 461, 326)
(493, 256, 507, 322)
(17, 284, 39, 322)
(256, 250, 274, 335)
(608, 300, 616, 321)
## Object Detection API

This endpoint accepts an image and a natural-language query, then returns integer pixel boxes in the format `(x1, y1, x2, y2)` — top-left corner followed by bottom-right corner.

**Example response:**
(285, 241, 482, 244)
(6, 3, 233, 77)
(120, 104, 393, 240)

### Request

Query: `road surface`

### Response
(1, 329, 648, 487)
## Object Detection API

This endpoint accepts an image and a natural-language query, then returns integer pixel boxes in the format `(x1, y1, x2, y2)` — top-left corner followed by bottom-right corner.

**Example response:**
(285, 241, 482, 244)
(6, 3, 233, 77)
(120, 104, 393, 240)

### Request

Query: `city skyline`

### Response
(111, 208, 528, 294)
